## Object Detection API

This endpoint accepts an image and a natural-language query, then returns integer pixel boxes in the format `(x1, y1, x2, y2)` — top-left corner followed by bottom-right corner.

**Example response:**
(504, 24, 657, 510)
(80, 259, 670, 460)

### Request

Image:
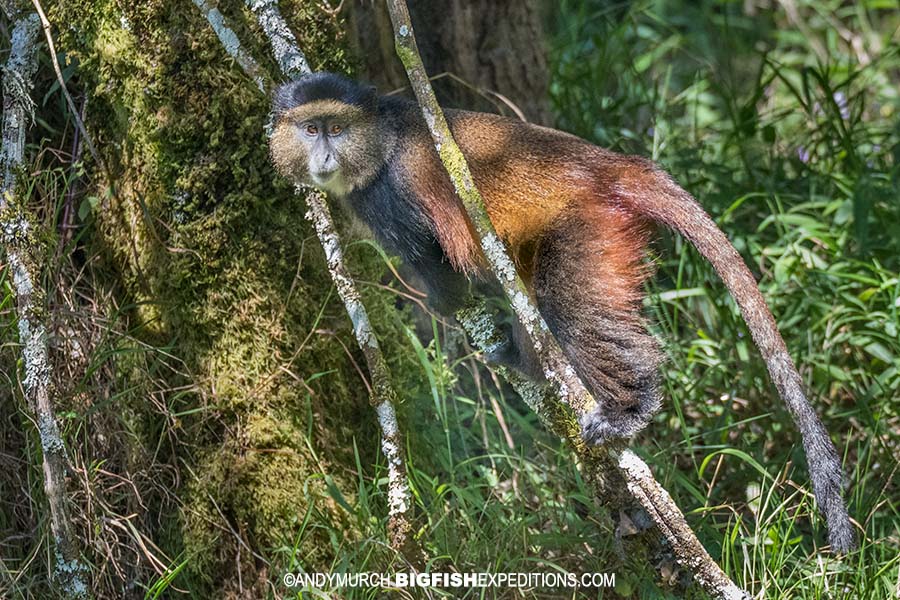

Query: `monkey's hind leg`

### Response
(533, 205, 663, 444)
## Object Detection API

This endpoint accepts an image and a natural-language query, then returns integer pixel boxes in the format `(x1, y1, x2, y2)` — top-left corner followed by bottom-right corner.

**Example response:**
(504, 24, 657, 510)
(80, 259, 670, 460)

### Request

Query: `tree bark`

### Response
(347, 0, 553, 125)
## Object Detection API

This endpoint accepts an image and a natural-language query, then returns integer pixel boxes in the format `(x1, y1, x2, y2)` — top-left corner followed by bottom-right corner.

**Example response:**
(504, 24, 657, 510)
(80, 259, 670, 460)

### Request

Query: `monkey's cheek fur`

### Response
(269, 122, 309, 184)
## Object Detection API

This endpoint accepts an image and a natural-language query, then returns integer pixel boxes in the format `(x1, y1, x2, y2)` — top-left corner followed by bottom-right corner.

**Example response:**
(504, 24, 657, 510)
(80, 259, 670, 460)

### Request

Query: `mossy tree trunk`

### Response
(39, 1, 403, 596)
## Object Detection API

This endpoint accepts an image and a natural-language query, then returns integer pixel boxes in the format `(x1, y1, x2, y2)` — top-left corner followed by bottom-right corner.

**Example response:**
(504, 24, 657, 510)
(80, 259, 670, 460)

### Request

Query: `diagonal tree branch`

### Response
(386, 1, 593, 417)
(385, 1, 749, 598)
(30, 0, 100, 169)
(194, 0, 419, 560)
(0, 6, 91, 598)
(192, 0, 267, 92)
(245, 0, 310, 77)
(302, 190, 415, 556)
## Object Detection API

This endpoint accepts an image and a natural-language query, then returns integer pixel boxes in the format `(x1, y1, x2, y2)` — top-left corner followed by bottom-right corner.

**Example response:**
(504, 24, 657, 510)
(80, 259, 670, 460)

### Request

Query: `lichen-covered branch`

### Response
(384, 0, 593, 417)
(457, 300, 750, 600)
(0, 9, 90, 599)
(193, 0, 267, 92)
(617, 450, 750, 600)
(303, 190, 414, 554)
(0, 4, 36, 184)
(386, 1, 749, 598)
(245, 0, 310, 78)
(197, 0, 418, 558)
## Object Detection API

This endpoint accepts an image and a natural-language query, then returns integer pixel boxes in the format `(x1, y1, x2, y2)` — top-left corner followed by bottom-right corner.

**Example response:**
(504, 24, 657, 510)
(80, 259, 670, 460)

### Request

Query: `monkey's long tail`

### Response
(621, 170, 855, 553)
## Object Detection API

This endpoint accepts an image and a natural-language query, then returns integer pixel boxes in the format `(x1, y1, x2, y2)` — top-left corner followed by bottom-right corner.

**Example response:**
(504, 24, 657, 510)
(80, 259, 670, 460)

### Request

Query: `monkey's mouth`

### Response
(310, 170, 339, 186)
(309, 170, 351, 197)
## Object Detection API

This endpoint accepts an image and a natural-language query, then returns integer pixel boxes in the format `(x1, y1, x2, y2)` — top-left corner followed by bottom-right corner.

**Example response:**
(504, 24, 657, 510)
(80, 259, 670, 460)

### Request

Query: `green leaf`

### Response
(864, 342, 894, 363)
(78, 195, 99, 221)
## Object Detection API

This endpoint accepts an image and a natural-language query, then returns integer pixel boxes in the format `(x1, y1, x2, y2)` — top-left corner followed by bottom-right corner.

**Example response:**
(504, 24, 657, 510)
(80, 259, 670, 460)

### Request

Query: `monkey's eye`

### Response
(304, 123, 318, 136)
(328, 124, 343, 136)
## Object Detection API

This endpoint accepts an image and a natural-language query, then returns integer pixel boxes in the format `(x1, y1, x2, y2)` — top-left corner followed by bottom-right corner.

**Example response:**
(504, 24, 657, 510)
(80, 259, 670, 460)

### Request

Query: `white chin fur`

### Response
(311, 172, 352, 198)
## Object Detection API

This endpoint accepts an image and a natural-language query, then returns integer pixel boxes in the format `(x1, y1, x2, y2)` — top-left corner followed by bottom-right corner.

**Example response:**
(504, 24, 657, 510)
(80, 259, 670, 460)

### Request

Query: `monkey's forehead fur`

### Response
(273, 72, 377, 120)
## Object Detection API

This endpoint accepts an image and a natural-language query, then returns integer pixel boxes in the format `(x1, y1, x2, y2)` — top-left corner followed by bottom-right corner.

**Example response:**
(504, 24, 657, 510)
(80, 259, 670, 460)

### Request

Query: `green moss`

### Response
(49, 0, 422, 593)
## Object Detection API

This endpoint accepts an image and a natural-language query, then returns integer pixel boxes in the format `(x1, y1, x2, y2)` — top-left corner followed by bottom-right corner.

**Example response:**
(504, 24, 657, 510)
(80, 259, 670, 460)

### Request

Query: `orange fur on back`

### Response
(407, 110, 615, 282)
(406, 110, 651, 297)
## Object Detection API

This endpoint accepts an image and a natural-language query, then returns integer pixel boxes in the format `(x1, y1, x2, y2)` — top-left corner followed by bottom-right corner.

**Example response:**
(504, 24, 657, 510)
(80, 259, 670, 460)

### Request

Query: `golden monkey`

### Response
(269, 72, 854, 552)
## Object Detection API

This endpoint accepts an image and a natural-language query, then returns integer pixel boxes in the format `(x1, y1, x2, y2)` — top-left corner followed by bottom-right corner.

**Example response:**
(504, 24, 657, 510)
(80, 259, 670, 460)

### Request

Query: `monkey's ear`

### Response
(272, 81, 301, 119)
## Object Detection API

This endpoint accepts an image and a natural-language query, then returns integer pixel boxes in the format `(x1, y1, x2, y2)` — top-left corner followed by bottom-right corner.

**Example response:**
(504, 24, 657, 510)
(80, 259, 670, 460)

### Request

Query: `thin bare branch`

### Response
(30, 0, 101, 169)
(0, 10, 91, 599)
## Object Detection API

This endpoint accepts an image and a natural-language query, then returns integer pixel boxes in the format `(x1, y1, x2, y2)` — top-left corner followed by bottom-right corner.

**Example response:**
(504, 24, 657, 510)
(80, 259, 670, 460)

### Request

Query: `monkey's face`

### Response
(270, 75, 384, 198)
